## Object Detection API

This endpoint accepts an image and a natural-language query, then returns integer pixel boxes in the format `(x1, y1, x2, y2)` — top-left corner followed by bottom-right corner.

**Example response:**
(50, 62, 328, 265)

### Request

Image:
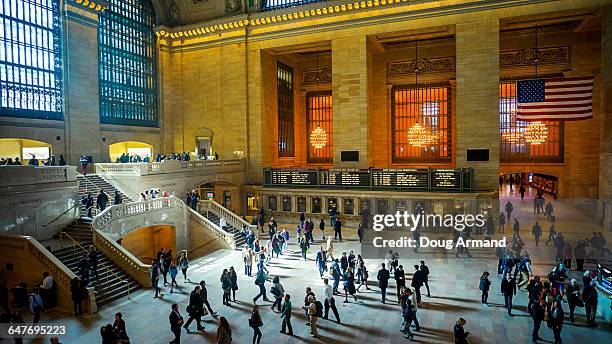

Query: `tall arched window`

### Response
(99, 0, 158, 127)
(0, 0, 63, 119)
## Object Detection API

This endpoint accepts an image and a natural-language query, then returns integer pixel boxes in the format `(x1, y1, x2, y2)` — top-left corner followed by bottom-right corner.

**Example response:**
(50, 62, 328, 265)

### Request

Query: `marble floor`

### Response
(14, 186, 612, 344)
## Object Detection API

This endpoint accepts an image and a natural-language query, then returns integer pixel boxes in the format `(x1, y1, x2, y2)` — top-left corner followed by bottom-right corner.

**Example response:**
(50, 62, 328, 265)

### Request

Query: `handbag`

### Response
(576, 299, 585, 308)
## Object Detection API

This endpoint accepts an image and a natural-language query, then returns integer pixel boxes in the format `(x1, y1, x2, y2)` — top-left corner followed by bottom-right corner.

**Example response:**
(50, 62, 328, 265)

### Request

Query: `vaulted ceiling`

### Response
(152, 0, 245, 27)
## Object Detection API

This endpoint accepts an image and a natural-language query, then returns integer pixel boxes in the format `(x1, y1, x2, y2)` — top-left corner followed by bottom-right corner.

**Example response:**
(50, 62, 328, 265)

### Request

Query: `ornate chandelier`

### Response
(524, 121, 548, 144)
(407, 123, 437, 147)
(310, 126, 328, 149)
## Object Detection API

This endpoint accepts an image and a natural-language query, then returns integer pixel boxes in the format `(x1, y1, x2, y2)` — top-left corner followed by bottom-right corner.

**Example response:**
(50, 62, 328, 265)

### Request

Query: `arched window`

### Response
(0, 0, 63, 119)
(99, 0, 158, 127)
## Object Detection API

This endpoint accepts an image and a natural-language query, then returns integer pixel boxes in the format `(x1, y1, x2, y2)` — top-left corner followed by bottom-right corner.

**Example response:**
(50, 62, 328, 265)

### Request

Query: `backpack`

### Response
(270, 286, 281, 297)
(314, 300, 323, 317)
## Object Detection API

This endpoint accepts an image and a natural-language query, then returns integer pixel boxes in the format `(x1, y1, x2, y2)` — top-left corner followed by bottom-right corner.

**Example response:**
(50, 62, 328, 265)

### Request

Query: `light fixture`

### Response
(310, 126, 328, 149)
(524, 121, 548, 144)
(501, 131, 523, 144)
(407, 38, 436, 147)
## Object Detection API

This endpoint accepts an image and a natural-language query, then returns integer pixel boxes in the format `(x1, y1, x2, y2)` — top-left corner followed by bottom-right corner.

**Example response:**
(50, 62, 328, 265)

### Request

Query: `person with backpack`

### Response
(249, 305, 263, 344)
(280, 294, 293, 335)
(270, 276, 285, 312)
(479, 271, 491, 306)
(253, 269, 270, 303)
(302, 295, 321, 338)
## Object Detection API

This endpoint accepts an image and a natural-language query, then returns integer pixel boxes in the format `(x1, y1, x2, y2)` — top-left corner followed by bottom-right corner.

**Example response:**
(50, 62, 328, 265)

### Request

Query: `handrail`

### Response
(201, 199, 256, 233)
(59, 231, 131, 300)
(42, 203, 79, 227)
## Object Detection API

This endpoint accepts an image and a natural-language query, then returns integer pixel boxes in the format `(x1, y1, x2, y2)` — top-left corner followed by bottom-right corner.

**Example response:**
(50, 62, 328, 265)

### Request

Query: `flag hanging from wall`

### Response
(516, 76, 594, 121)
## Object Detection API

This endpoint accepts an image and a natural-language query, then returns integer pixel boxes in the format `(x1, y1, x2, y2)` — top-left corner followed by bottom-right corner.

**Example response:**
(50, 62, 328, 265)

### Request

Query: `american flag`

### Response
(516, 76, 594, 121)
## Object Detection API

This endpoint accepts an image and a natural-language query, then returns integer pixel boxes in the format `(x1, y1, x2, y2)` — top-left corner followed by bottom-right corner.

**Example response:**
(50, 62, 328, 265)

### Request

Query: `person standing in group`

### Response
(551, 301, 565, 344)
(216, 316, 232, 344)
(582, 280, 598, 326)
(29, 288, 43, 323)
(229, 266, 238, 302)
(322, 278, 340, 323)
(479, 271, 491, 306)
(151, 260, 161, 298)
(249, 305, 263, 344)
(112, 312, 129, 342)
(302, 295, 320, 338)
(501, 272, 517, 316)
(168, 261, 179, 294)
(454, 318, 469, 344)
(199, 280, 217, 316)
(566, 279, 580, 325)
(420, 261, 431, 298)
(169, 304, 183, 344)
(394, 265, 406, 304)
(411, 265, 425, 304)
(334, 217, 343, 242)
(220, 269, 232, 306)
(530, 299, 545, 343)
(184, 286, 204, 332)
(280, 294, 293, 335)
(377, 263, 390, 304)
(270, 276, 285, 312)
(330, 259, 341, 295)
(519, 184, 526, 200)
(319, 218, 326, 240)
(343, 267, 357, 303)
(178, 252, 189, 283)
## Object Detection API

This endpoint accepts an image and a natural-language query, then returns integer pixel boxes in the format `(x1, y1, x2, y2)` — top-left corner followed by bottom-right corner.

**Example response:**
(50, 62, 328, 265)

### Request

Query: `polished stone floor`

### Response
(18, 185, 612, 343)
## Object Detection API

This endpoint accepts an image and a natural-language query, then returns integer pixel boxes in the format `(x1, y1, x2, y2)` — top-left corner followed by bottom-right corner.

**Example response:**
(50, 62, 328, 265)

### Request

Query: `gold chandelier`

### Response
(524, 121, 548, 145)
(407, 123, 437, 147)
(310, 126, 328, 149)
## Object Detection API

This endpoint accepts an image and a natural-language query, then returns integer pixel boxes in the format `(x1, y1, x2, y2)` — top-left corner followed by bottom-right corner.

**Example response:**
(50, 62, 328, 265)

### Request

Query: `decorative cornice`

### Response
(500, 46, 569, 67)
(303, 68, 332, 84)
(156, 0, 440, 40)
(388, 56, 455, 76)
(69, 0, 109, 13)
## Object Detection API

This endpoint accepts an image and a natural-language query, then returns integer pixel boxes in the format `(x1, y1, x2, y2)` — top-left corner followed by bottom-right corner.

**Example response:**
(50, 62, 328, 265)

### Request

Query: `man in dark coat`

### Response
(183, 286, 204, 332)
(169, 303, 183, 344)
(96, 190, 109, 212)
(88, 247, 99, 282)
(394, 265, 406, 303)
(113, 191, 122, 205)
(82, 193, 94, 218)
(501, 273, 517, 316)
(334, 218, 343, 242)
(411, 265, 425, 303)
(376, 263, 390, 304)
(530, 300, 545, 342)
(199, 280, 217, 316)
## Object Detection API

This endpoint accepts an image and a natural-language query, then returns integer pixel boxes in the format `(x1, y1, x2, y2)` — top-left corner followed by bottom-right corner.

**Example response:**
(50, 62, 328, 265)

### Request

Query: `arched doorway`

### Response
(108, 141, 153, 162)
(119, 225, 176, 264)
(0, 138, 53, 165)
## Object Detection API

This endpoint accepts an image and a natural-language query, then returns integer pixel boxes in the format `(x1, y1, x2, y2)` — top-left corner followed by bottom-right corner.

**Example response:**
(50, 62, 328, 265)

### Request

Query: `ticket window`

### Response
(343, 198, 355, 215)
(376, 199, 389, 215)
(327, 198, 338, 215)
(312, 197, 322, 213)
(268, 196, 278, 211)
(297, 197, 307, 213)
(359, 199, 371, 215)
(282, 196, 292, 212)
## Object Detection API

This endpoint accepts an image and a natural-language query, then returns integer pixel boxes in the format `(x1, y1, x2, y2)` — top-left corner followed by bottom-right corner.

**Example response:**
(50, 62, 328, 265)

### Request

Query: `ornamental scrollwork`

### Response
(303, 68, 332, 84)
(388, 57, 455, 76)
(499, 47, 569, 67)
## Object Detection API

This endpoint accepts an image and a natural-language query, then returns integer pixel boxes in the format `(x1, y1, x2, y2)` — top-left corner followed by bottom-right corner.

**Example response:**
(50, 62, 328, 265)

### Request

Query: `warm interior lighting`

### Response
(501, 131, 523, 144)
(310, 126, 328, 149)
(524, 121, 548, 145)
(407, 123, 437, 147)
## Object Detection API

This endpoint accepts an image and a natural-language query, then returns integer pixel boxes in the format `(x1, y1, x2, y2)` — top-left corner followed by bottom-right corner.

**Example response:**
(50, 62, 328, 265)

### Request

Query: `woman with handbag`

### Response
(249, 305, 263, 344)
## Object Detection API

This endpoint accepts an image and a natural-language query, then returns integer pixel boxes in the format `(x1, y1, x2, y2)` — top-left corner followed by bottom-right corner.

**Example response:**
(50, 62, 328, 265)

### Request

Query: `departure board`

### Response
(430, 169, 462, 191)
(372, 169, 429, 190)
(319, 170, 370, 188)
(263, 168, 473, 192)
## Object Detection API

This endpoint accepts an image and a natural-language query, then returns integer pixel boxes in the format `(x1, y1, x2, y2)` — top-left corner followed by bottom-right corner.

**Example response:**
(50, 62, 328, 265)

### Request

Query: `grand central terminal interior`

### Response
(1, 0, 612, 343)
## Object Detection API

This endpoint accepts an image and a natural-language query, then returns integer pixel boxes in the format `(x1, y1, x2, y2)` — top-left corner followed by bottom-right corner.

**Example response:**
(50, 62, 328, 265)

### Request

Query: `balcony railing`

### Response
(260, 0, 331, 11)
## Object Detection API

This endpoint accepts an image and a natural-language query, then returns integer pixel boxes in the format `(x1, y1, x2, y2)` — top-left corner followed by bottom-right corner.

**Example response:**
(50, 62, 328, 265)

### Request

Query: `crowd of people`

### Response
(1, 155, 66, 167)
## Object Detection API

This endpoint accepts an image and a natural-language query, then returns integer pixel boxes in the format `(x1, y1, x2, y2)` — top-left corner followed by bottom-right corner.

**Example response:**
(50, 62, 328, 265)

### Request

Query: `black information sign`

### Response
(263, 168, 473, 192)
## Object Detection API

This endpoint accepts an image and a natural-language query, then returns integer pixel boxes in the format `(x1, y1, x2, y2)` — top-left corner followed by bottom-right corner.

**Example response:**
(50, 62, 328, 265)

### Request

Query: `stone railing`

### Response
(201, 199, 256, 232)
(0, 166, 76, 187)
(0, 234, 96, 314)
(92, 230, 152, 287)
(95, 159, 245, 177)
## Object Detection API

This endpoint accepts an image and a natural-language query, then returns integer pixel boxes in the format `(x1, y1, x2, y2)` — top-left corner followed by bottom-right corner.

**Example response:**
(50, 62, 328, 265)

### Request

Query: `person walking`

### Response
(316, 247, 327, 278)
(253, 268, 270, 303)
(220, 269, 232, 306)
(333, 217, 343, 241)
(280, 294, 293, 335)
(504, 201, 513, 222)
(70, 277, 83, 316)
(394, 265, 406, 304)
(479, 271, 491, 306)
(331, 259, 341, 295)
(96, 189, 109, 212)
(501, 272, 517, 316)
(249, 305, 263, 344)
(411, 265, 425, 303)
(377, 263, 390, 304)
(151, 260, 161, 298)
(302, 295, 320, 338)
(519, 184, 526, 200)
(169, 304, 183, 344)
(216, 316, 232, 344)
(322, 278, 340, 323)
(270, 276, 284, 312)
(113, 191, 122, 205)
(343, 267, 357, 303)
(326, 237, 335, 261)
(169, 262, 179, 294)
(229, 266, 238, 302)
(79, 155, 88, 175)
(178, 252, 189, 282)
(29, 288, 43, 323)
(582, 280, 598, 326)
(319, 218, 325, 240)
(551, 301, 565, 344)
(82, 193, 94, 218)
(420, 261, 431, 298)
(530, 299, 545, 343)
(401, 294, 415, 340)
(532, 222, 542, 247)
(199, 280, 217, 316)
(454, 318, 469, 344)
(566, 279, 580, 325)
(184, 286, 204, 332)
